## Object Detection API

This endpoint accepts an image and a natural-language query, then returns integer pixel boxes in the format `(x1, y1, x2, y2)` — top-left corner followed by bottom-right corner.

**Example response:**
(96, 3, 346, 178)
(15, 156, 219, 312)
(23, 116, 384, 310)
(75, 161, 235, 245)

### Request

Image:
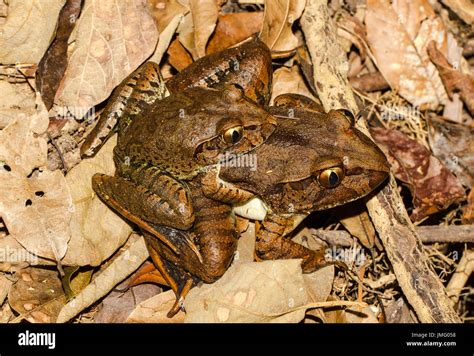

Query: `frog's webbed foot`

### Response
(255, 214, 328, 273)
(92, 173, 196, 254)
(81, 61, 165, 157)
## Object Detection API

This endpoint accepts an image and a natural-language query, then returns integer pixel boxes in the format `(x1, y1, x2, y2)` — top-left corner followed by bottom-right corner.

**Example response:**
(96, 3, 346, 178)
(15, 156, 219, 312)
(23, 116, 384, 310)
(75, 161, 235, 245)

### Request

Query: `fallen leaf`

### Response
(0, 81, 36, 129)
(427, 41, 474, 116)
(365, 0, 448, 109)
(371, 127, 465, 222)
(57, 234, 148, 323)
(428, 115, 474, 188)
(178, 0, 218, 59)
(95, 283, 162, 323)
(336, 13, 368, 59)
(271, 66, 317, 104)
(184, 259, 337, 323)
(233, 221, 256, 265)
(0, 0, 65, 64)
(8, 267, 66, 323)
(345, 305, 379, 323)
(54, 0, 158, 111)
(0, 97, 72, 260)
(167, 38, 194, 71)
(126, 290, 185, 323)
(338, 202, 380, 251)
(207, 12, 264, 54)
(260, 0, 306, 51)
(148, 0, 189, 33)
(61, 135, 132, 266)
(462, 188, 474, 224)
(384, 297, 417, 323)
(36, 0, 83, 110)
(0, 274, 12, 305)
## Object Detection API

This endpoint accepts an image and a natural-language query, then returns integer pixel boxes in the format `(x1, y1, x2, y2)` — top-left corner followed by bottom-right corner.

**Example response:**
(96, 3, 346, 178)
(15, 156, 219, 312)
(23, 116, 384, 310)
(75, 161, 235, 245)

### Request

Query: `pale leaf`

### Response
(260, 0, 306, 51)
(126, 290, 185, 323)
(57, 234, 149, 323)
(54, 0, 158, 110)
(271, 66, 317, 104)
(365, 0, 448, 109)
(0, 0, 65, 64)
(62, 135, 132, 266)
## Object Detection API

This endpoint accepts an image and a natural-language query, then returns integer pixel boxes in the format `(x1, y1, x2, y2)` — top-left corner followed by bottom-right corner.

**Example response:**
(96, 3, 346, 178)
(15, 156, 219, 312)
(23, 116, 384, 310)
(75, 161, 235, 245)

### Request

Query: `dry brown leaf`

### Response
(0, 97, 72, 260)
(338, 203, 379, 251)
(233, 221, 256, 265)
(184, 259, 337, 323)
(62, 135, 132, 266)
(428, 115, 474, 188)
(0, 0, 65, 64)
(0, 303, 14, 323)
(95, 283, 162, 323)
(54, 0, 158, 110)
(207, 12, 264, 54)
(167, 39, 194, 71)
(126, 290, 185, 323)
(57, 234, 149, 323)
(8, 267, 66, 323)
(260, 0, 306, 51)
(427, 41, 474, 116)
(462, 189, 474, 224)
(345, 305, 379, 323)
(371, 127, 465, 222)
(365, 0, 448, 109)
(148, 0, 189, 33)
(271, 66, 317, 104)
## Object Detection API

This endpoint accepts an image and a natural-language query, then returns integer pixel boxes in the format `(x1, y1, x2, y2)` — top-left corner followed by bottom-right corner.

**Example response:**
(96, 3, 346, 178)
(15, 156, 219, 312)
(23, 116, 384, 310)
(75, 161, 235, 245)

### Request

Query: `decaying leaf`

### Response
(365, 0, 448, 109)
(260, 0, 306, 51)
(126, 290, 185, 323)
(54, 0, 158, 111)
(462, 189, 474, 224)
(0, 97, 72, 260)
(36, 0, 84, 110)
(0, 274, 12, 305)
(184, 259, 335, 323)
(427, 41, 474, 116)
(167, 39, 194, 71)
(207, 12, 264, 54)
(0, 81, 37, 129)
(338, 202, 380, 251)
(0, 0, 65, 64)
(371, 127, 465, 222)
(95, 283, 162, 323)
(428, 115, 474, 188)
(8, 267, 66, 323)
(57, 234, 148, 323)
(62, 136, 132, 266)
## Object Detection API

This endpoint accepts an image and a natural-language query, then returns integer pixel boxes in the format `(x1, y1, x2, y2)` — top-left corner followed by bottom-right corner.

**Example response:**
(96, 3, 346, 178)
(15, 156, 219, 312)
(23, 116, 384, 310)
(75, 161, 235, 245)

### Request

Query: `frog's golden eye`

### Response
(222, 126, 244, 144)
(318, 167, 344, 188)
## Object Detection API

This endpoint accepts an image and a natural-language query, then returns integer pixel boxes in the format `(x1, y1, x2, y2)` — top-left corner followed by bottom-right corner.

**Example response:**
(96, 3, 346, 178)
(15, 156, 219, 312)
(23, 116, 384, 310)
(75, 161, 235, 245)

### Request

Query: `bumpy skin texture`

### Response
(167, 37, 273, 106)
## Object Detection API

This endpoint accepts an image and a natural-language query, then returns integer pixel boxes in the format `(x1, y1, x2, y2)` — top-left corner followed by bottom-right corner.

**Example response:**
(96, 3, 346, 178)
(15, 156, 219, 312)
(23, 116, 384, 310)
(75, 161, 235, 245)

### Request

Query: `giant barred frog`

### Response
(113, 102, 390, 316)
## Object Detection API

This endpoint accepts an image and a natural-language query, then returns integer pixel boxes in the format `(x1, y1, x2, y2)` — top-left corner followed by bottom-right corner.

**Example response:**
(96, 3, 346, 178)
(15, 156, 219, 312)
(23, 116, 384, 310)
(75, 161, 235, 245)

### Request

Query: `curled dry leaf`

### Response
(365, 0, 448, 109)
(36, 0, 84, 110)
(126, 290, 185, 323)
(0, 0, 65, 64)
(178, 0, 218, 60)
(184, 259, 334, 323)
(57, 234, 149, 323)
(148, 0, 190, 65)
(167, 39, 194, 71)
(8, 267, 66, 323)
(336, 13, 368, 59)
(54, 0, 158, 110)
(428, 115, 474, 188)
(427, 41, 474, 116)
(338, 202, 380, 251)
(207, 12, 264, 54)
(260, 0, 306, 51)
(62, 136, 132, 266)
(0, 97, 72, 260)
(370, 127, 465, 222)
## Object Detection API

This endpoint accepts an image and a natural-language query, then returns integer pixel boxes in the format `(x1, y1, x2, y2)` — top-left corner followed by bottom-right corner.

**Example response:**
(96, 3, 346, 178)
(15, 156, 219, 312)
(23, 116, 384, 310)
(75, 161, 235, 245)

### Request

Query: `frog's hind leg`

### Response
(92, 173, 196, 254)
(256, 214, 330, 273)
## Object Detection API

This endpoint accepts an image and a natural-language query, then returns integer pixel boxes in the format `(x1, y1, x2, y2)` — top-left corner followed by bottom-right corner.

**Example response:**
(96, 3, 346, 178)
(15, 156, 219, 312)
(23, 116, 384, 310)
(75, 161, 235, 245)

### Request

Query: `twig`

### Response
(446, 250, 474, 304)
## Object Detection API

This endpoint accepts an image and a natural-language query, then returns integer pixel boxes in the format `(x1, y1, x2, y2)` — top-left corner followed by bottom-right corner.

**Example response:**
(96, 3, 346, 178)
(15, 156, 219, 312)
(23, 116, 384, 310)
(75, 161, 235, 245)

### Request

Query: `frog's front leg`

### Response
(92, 173, 195, 252)
(256, 214, 328, 273)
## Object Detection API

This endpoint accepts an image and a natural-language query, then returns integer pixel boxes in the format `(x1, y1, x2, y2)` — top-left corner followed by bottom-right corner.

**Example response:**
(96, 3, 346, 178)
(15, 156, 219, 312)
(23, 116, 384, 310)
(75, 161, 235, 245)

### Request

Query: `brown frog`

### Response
(138, 102, 389, 315)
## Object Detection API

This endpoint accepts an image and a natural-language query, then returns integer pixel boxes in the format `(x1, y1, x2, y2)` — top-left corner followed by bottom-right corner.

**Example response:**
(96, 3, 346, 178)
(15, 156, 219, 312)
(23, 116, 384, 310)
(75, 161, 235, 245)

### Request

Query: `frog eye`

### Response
(222, 126, 244, 144)
(318, 167, 344, 188)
